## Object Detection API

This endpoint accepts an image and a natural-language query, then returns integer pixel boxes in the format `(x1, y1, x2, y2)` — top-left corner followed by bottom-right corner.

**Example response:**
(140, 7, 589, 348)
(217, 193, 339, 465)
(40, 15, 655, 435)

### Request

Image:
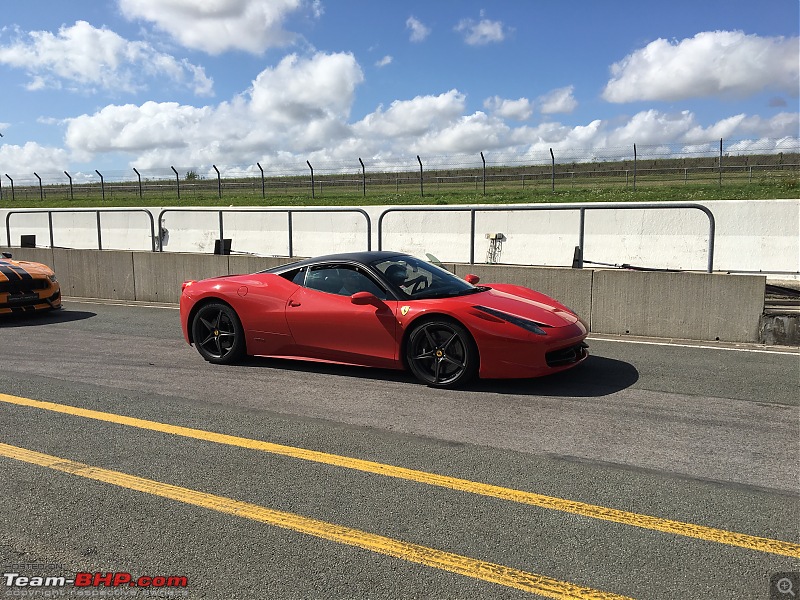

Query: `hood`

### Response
(0, 259, 54, 278)
(468, 287, 578, 328)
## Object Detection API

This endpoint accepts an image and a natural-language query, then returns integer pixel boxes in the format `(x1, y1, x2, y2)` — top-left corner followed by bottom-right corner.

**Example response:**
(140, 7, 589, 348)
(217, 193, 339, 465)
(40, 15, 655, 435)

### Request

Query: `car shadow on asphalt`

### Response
(0, 309, 96, 327)
(238, 354, 638, 398)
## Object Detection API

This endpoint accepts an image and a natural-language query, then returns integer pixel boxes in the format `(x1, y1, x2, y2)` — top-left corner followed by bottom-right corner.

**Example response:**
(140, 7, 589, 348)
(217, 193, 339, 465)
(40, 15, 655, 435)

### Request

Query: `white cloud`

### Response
(483, 96, 533, 121)
(0, 142, 70, 176)
(118, 0, 307, 55)
(406, 16, 431, 42)
(64, 51, 364, 167)
(354, 90, 466, 138)
(538, 86, 577, 115)
(603, 31, 800, 103)
(50, 42, 797, 174)
(455, 11, 507, 46)
(376, 55, 393, 68)
(0, 21, 213, 95)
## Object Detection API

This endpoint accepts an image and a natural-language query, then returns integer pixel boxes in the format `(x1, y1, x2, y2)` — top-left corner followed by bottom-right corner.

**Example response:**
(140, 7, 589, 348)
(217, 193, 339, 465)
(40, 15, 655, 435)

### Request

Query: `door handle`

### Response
(288, 300, 301, 307)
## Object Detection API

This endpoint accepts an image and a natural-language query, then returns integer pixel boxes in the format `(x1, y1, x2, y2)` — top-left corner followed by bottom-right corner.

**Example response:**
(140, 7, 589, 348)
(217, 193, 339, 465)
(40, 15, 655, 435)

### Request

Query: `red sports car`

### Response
(179, 251, 588, 387)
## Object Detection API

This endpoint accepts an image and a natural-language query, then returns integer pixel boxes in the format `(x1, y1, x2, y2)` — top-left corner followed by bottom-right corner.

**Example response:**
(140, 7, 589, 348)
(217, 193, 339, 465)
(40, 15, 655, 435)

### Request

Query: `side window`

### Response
(306, 267, 343, 295)
(278, 267, 306, 285)
(305, 265, 389, 299)
(290, 268, 307, 285)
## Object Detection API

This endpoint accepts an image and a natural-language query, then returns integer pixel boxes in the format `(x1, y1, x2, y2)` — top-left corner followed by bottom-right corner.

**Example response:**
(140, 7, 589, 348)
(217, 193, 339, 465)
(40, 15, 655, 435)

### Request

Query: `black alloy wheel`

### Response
(406, 320, 477, 388)
(192, 302, 245, 364)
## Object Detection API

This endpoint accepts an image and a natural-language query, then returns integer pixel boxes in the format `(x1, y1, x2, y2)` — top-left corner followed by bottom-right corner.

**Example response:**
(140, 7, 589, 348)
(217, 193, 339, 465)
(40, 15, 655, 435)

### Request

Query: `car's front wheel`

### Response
(192, 302, 245, 364)
(406, 319, 477, 388)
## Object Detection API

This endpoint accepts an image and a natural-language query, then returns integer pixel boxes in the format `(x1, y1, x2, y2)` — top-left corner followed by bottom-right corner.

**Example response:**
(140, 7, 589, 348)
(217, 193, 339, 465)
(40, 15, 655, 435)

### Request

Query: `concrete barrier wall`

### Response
(590, 269, 765, 342)
(1, 246, 766, 342)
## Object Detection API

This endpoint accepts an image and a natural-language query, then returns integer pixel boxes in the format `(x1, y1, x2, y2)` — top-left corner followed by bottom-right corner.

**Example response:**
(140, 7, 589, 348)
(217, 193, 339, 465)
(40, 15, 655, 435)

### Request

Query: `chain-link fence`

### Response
(1, 137, 797, 203)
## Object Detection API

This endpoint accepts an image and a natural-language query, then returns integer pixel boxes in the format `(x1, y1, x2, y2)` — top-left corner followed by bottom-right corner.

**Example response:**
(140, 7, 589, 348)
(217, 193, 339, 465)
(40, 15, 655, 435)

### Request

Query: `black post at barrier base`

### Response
(213, 239, 231, 255)
(571, 245, 583, 269)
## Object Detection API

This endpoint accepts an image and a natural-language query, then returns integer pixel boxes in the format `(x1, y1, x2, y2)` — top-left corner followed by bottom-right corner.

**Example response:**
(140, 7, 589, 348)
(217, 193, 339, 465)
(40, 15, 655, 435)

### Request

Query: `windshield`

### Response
(371, 255, 484, 299)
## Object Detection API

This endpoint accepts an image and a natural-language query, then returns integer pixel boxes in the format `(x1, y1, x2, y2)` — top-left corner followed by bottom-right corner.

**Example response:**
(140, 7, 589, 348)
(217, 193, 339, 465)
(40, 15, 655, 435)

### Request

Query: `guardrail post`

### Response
(34, 172, 43, 201)
(470, 209, 476, 264)
(417, 155, 424, 197)
(287, 211, 294, 257)
(4, 175, 13, 202)
(576, 207, 586, 268)
(257, 162, 265, 199)
(65, 171, 74, 200)
(171, 166, 180, 200)
(133, 168, 142, 199)
(550, 148, 555, 192)
(95, 170, 105, 201)
(96, 210, 103, 250)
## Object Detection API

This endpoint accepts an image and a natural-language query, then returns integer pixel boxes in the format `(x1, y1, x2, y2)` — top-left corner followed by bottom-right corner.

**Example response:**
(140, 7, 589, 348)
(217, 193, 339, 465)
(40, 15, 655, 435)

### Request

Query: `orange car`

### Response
(0, 252, 62, 315)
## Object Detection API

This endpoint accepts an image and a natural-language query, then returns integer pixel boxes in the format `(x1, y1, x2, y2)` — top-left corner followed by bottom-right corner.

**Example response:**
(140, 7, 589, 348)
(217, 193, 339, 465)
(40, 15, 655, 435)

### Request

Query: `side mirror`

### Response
(351, 291, 382, 305)
(1, 252, 12, 259)
(464, 274, 480, 284)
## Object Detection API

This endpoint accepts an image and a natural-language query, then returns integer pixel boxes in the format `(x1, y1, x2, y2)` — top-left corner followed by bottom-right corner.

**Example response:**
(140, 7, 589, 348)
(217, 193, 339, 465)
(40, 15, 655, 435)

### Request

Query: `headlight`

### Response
(474, 305, 549, 335)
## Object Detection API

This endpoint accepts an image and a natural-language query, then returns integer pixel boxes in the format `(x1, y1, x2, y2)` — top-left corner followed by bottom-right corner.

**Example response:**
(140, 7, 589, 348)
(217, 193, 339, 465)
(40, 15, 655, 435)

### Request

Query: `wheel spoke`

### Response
(433, 358, 442, 382)
(443, 355, 465, 369)
(441, 332, 458, 351)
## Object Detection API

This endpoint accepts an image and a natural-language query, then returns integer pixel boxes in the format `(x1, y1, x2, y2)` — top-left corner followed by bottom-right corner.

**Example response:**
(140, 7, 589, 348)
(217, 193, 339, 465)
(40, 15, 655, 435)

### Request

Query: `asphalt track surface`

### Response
(0, 299, 798, 600)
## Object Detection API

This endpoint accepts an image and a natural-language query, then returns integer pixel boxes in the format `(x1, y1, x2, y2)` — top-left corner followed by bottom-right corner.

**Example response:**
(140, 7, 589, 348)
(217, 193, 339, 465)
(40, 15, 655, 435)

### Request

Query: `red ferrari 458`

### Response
(180, 251, 588, 387)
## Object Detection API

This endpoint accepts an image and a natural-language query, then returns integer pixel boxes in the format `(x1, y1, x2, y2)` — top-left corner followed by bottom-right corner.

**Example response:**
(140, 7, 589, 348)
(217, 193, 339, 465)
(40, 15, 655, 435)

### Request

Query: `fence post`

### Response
(719, 138, 723, 187)
(550, 148, 555, 192)
(417, 155, 424, 197)
(4, 175, 13, 202)
(95, 170, 105, 201)
(34, 172, 43, 201)
(257, 162, 265, 199)
(133, 168, 142, 199)
(480, 151, 486, 196)
(213, 164, 221, 198)
(359, 158, 366, 197)
(633, 143, 637, 191)
(307, 161, 315, 199)
(171, 166, 180, 200)
(65, 171, 74, 200)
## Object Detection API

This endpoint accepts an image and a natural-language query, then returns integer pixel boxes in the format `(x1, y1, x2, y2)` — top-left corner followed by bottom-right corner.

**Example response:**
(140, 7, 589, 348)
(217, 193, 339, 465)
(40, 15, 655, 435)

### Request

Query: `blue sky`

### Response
(0, 0, 797, 182)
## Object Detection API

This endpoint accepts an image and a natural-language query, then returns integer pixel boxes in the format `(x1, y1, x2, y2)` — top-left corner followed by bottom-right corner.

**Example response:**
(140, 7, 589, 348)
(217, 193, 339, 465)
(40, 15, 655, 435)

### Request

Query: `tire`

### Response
(406, 319, 478, 388)
(191, 302, 246, 364)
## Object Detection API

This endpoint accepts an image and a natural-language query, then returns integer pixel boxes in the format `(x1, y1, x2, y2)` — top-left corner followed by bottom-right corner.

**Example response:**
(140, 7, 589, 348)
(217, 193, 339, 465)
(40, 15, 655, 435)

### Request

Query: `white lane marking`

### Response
(64, 298, 179, 310)
(588, 335, 799, 355)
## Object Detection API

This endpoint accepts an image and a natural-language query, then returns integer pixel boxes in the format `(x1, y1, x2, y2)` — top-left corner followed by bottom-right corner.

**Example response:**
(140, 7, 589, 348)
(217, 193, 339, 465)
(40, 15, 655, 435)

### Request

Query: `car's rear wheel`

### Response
(192, 302, 245, 364)
(406, 319, 477, 388)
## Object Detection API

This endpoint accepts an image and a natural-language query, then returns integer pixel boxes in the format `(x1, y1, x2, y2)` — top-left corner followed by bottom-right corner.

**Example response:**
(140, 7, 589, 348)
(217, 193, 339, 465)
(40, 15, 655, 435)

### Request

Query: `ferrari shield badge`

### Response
(400, 305, 410, 316)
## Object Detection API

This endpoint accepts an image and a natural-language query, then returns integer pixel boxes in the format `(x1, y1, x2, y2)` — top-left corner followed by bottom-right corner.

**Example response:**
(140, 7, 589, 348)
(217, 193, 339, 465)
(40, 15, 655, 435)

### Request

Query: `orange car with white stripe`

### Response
(0, 252, 62, 315)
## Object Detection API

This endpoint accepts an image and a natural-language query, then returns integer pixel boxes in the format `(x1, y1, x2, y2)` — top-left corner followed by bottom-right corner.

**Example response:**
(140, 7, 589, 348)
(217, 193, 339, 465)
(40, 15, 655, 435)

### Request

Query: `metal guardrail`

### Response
(5, 208, 157, 252)
(377, 203, 716, 272)
(156, 207, 372, 256)
(4, 204, 715, 272)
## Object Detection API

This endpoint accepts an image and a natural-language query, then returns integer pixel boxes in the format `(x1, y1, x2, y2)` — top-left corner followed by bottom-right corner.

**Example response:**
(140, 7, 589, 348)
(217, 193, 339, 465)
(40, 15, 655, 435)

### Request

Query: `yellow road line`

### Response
(0, 442, 630, 600)
(2, 393, 798, 559)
